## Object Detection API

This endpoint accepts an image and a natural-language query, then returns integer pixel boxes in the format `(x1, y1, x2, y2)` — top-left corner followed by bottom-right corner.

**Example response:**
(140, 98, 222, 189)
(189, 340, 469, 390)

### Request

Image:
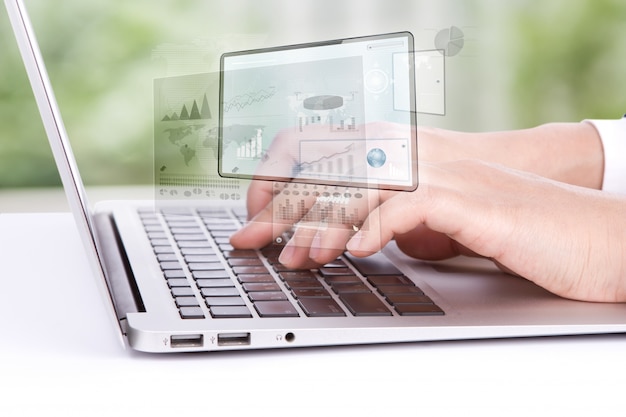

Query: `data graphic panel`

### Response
(297, 138, 411, 183)
(154, 72, 245, 202)
(219, 32, 419, 191)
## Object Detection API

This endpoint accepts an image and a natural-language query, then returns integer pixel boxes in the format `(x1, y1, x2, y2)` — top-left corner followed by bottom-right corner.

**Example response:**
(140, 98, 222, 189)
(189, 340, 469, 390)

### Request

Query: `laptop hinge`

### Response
(93, 212, 147, 329)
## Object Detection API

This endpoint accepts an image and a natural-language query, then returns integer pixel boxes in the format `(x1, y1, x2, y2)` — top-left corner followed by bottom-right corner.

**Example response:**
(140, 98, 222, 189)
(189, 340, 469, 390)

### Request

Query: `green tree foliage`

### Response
(1, 0, 624, 187)
(509, 0, 626, 126)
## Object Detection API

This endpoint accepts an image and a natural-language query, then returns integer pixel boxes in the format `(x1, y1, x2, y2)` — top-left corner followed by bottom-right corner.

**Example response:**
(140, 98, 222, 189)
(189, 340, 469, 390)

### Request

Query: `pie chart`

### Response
(434, 26, 464, 57)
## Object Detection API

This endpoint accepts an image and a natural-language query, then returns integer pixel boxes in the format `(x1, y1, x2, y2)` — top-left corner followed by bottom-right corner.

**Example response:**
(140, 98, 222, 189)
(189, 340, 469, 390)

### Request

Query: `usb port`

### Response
(217, 332, 251, 346)
(170, 334, 204, 348)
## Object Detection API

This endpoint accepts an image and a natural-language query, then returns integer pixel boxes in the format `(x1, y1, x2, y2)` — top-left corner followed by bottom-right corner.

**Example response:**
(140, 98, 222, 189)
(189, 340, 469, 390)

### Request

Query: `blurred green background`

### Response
(1, 0, 625, 188)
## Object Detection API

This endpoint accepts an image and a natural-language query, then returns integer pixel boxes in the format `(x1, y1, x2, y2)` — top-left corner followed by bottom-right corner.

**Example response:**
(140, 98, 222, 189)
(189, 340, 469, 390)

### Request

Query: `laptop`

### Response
(6, 0, 626, 353)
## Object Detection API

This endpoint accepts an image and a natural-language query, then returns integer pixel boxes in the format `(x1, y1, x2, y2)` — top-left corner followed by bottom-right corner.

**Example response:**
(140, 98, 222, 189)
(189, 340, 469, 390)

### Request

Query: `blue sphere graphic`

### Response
(366, 148, 386, 168)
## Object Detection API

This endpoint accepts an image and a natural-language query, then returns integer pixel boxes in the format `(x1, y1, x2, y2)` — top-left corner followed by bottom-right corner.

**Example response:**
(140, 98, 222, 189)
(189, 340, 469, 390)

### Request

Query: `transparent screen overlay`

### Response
(219, 32, 419, 192)
(153, 32, 439, 251)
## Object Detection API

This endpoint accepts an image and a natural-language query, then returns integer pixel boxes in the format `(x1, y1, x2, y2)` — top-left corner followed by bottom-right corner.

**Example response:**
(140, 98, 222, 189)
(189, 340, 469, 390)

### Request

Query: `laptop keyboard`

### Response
(138, 207, 444, 320)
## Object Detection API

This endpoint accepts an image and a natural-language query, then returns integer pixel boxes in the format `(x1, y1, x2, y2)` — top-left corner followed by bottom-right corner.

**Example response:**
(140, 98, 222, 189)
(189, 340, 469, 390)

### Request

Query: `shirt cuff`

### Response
(584, 117, 626, 194)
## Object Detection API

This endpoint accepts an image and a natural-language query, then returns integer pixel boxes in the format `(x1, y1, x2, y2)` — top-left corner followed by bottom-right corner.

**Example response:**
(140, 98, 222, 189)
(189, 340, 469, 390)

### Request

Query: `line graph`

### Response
(298, 142, 358, 177)
(223, 86, 277, 112)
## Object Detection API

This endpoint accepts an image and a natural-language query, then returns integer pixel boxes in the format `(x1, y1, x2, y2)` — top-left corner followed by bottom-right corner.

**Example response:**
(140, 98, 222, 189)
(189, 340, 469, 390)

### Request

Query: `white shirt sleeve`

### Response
(584, 117, 626, 194)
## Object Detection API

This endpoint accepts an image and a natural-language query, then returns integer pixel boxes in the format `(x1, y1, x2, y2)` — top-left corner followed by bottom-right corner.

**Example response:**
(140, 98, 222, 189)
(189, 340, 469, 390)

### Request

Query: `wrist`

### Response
(520, 122, 604, 189)
(420, 123, 604, 189)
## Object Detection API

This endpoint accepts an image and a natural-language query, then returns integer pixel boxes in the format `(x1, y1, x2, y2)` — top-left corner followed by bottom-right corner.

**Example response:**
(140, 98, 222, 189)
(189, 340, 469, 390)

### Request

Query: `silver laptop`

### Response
(6, 0, 626, 353)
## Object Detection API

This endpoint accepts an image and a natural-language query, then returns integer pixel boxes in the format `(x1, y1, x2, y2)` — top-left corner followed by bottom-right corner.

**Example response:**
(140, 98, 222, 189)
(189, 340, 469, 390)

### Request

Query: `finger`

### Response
(245, 179, 275, 220)
(346, 190, 426, 257)
(395, 225, 481, 260)
(347, 161, 521, 260)
(232, 180, 324, 249)
(229, 202, 281, 249)
(231, 188, 302, 250)
(308, 224, 355, 265)
(395, 225, 460, 260)
(346, 161, 467, 256)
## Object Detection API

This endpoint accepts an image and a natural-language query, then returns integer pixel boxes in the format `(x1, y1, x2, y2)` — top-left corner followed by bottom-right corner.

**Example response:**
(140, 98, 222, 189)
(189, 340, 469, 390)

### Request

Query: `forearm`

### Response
(421, 122, 605, 189)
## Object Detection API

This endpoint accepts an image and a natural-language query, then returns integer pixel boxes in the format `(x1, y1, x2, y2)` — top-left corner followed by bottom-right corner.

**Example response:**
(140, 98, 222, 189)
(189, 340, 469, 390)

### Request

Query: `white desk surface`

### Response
(1, 205, 626, 416)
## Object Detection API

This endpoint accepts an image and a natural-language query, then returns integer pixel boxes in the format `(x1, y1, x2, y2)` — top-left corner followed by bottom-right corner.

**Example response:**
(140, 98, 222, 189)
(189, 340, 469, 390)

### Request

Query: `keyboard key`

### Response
(298, 298, 346, 317)
(167, 221, 199, 229)
(201, 216, 232, 224)
(164, 269, 186, 279)
(153, 246, 175, 254)
(204, 224, 237, 231)
(177, 241, 212, 248)
(291, 288, 332, 299)
(323, 259, 348, 268)
(385, 294, 433, 305)
(367, 275, 414, 287)
(192, 270, 230, 279)
(237, 274, 275, 283)
(210, 306, 252, 318)
(394, 303, 444, 316)
(219, 243, 235, 252)
(254, 301, 299, 317)
(209, 230, 235, 238)
(264, 254, 281, 265)
(171, 287, 195, 297)
(272, 264, 306, 272)
(200, 287, 240, 297)
(173, 233, 207, 241)
(242, 282, 281, 292)
(175, 296, 200, 307)
(345, 252, 402, 275)
(166, 278, 191, 288)
(223, 250, 258, 258)
(318, 267, 354, 277)
(323, 275, 361, 285)
(261, 246, 283, 258)
(282, 280, 324, 290)
(157, 253, 179, 262)
(376, 285, 424, 295)
(179, 306, 205, 319)
(339, 293, 392, 316)
(188, 262, 225, 271)
(331, 283, 371, 294)
(160, 261, 182, 270)
(248, 291, 288, 301)
(227, 258, 264, 267)
(197, 207, 229, 216)
(170, 227, 203, 234)
(184, 254, 220, 263)
(232, 266, 269, 275)
(213, 237, 231, 245)
(278, 271, 317, 280)
(195, 279, 235, 288)
(204, 297, 246, 306)
(180, 247, 215, 256)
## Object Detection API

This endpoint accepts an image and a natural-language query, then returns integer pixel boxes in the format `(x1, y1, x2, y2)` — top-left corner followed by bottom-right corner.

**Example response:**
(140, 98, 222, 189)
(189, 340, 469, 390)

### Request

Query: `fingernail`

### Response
(346, 231, 363, 252)
(278, 243, 295, 265)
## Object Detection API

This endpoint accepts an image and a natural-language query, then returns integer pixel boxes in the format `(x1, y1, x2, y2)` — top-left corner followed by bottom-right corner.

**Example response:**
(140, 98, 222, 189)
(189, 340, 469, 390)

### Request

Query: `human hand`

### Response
(230, 122, 616, 301)
(346, 159, 626, 302)
(230, 121, 414, 267)
(229, 174, 386, 269)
